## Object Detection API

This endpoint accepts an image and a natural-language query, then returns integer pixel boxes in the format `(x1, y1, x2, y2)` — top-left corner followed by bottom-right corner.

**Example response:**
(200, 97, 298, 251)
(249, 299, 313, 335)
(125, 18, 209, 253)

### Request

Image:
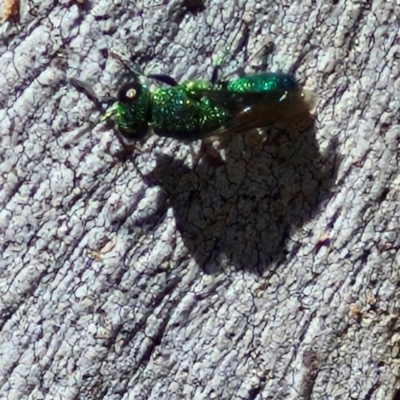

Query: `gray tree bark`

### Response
(0, 0, 399, 399)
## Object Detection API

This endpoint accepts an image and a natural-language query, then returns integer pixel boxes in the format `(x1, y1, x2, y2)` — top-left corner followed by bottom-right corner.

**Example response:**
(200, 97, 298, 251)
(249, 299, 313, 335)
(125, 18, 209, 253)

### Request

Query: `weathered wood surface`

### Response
(0, 0, 399, 399)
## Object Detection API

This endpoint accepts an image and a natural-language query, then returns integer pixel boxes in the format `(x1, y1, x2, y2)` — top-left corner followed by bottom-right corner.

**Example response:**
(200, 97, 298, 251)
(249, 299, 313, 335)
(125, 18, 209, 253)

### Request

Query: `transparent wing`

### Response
(196, 88, 316, 137)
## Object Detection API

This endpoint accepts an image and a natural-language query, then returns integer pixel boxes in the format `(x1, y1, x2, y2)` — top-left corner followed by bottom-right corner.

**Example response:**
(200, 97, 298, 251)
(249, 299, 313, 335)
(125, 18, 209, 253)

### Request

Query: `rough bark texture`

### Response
(1, 0, 399, 399)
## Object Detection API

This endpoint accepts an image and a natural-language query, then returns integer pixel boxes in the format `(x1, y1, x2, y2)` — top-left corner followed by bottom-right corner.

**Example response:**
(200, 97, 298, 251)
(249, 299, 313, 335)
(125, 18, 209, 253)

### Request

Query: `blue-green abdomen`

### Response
(226, 73, 299, 94)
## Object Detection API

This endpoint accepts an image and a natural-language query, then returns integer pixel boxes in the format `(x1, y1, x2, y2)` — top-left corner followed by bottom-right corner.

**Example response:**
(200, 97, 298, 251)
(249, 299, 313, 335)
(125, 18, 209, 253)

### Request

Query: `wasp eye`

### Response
(118, 80, 142, 103)
(126, 88, 136, 99)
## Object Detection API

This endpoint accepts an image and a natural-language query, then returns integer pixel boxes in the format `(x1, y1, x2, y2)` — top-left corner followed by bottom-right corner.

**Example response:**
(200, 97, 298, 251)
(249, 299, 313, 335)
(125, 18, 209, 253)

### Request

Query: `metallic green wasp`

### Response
(68, 46, 314, 147)
(101, 76, 234, 142)
(101, 68, 314, 145)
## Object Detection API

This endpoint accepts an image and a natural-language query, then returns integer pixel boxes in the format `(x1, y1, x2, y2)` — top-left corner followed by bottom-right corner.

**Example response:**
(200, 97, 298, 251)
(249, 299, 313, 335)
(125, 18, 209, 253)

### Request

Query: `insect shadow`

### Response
(69, 52, 335, 275)
(143, 115, 338, 275)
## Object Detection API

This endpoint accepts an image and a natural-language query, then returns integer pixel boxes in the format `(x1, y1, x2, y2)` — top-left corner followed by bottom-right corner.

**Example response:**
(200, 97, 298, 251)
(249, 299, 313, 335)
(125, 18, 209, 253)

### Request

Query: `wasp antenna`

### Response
(110, 52, 143, 77)
(69, 78, 107, 111)
(99, 95, 117, 104)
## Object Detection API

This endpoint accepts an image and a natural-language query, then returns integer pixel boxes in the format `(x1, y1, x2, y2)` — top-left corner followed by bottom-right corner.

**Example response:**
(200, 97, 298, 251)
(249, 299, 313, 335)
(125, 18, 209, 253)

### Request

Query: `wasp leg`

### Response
(198, 133, 233, 168)
(200, 141, 224, 167)
(112, 132, 157, 184)
(211, 47, 231, 85)
(211, 63, 222, 85)
(251, 41, 275, 72)
(147, 74, 179, 86)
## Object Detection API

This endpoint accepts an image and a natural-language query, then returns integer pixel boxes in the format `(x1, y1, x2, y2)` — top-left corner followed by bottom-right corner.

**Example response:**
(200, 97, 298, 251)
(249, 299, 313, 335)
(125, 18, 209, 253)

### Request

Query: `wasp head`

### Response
(101, 77, 152, 141)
